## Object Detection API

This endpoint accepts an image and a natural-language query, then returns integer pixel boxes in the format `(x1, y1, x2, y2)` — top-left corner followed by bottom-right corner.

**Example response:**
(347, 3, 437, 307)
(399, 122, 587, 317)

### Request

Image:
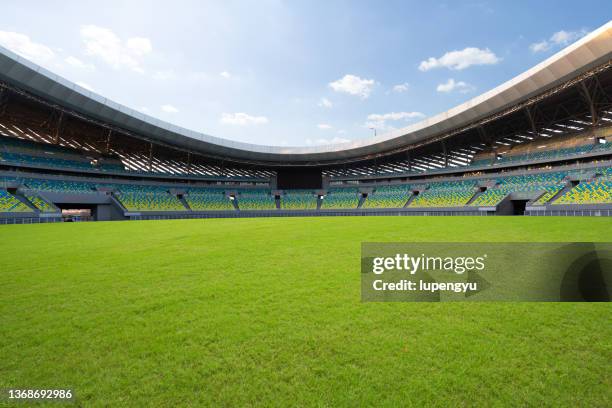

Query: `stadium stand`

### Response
(115, 192, 186, 212)
(237, 190, 276, 210)
(25, 193, 57, 213)
(470, 172, 568, 207)
(20, 178, 98, 194)
(0, 190, 31, 212)
(410, 180, 476, 207)
(185, 189, 234, 211)
(321, 188, 360, 209)
(0, 24, 611, 221)
(281, 190, 317, 209)
(362, 185, 411, 208)
(0, 136, 124, 173)
(553, 180, 612, 205)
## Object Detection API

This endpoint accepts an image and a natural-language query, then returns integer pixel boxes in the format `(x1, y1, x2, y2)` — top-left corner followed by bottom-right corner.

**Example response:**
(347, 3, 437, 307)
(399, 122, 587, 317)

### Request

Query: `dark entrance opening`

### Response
(511, 200, 529, 215)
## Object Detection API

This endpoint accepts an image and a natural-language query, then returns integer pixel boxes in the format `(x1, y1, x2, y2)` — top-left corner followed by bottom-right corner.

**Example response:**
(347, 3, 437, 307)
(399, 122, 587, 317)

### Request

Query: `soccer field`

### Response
(1, 217, 611, 407)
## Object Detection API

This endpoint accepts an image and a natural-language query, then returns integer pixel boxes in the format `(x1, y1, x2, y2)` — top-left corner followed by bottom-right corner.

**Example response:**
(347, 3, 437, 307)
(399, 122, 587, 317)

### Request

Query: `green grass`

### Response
(0, 217, 611, 407)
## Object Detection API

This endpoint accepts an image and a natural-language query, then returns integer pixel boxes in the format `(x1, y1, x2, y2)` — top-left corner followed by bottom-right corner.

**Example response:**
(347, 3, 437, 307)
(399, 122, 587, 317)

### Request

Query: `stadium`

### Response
(0, 6, 611, 408)
(0, 23, 611, 221)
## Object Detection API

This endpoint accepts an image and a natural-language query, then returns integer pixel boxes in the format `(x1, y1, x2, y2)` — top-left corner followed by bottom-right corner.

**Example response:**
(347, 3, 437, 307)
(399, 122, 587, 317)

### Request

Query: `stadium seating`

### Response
(362, 185, 411, 208)
(237, 190, 276, 210)
(320, 188, 360, 209)
(185, 189, 234, 211)
(0, 137, 125, 173)
(25, 193, 57, 212)
(553, 180, 612, 205)
(410, 180, 476, 207)
(116, 192, 186, 212)
(470, 172, 567, 206)
(0, 190, 31, 212)
(22, 178, 98, 193)
(281, 190, 317, 209)
(471, 142, 612, 167)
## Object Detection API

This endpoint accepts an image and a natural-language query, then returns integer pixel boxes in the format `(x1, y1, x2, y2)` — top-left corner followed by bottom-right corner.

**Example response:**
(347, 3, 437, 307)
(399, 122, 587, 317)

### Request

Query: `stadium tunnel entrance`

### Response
(511, 200, 529, 215)
(55, 203, 95, 221)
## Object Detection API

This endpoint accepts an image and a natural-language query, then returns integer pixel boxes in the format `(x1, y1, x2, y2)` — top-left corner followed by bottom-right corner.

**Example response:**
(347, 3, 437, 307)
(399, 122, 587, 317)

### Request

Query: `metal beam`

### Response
(580, 81, 598, 126)
(148, 142, 153, 172)
(53, 111, 64, 144)
(105, 129, 112, 154)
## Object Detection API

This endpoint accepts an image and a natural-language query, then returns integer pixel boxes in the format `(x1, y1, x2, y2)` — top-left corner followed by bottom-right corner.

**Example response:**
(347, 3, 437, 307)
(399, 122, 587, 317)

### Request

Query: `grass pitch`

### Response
(1, 217, 611, 407)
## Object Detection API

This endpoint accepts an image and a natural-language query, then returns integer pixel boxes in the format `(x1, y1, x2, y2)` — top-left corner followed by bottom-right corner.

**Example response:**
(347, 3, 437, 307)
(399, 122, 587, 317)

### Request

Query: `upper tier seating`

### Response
(470, 172, 567, 207)
(0, 190, 31, 212)
(410, 180, 476, 207)
(553, 180, 612, 205)
(281, 190, 317, 209)
(471, 142, 612, 167)
(237, 190, 276, 210)
(362, 185, 411, 208)
(321, 188, 360, 209)
(185, 188, 234, 211)
(22, 178, 98, 193)
(0, 136, 124, 173)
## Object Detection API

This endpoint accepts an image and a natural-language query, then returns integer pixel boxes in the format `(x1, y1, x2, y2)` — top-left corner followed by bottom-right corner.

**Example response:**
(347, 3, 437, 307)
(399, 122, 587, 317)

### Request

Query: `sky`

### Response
(0, 1, 609, 147)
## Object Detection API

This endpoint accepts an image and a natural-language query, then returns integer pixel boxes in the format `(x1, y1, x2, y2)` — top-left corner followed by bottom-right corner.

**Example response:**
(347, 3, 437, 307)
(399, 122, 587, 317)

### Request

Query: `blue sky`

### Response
(0, 1, 609, 147)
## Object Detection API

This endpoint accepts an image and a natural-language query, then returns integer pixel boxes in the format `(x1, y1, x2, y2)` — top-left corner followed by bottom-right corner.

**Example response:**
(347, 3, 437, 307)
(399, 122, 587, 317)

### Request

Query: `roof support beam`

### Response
(524, 106, 538, 138)
(580, 81, 598, 126)
(441, 141, 448, 167)
(148, 142, 153, 172)
(53, 111, 64, 144)
(105, 129, 112, 154)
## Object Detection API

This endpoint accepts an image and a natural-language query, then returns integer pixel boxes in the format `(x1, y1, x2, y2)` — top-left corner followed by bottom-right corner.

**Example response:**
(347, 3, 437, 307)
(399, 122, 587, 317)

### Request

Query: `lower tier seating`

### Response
(321, 188, 359, 209)
(362, 185, 411, 208)
(553, 180, 612, 205)
(281, 190, 317, 209)
(470, 172, 567, 207)
(116, 192, 186, 212)
(25, 194, 57, 212)
(0, 190, 31, 212)
(410, 181, 476, 207)
(185, 189, 234, 211)
(237, 190, 276, 210)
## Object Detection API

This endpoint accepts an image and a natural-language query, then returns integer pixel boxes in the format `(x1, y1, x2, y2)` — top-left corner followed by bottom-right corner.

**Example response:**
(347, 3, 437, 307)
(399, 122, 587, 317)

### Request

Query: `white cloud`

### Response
(337, 129, 347, 135)
(65, 56, 95, 70)
(365, 111, 425, 132)
(329, 74, 376, 99)
(0, 31, 55, 64)
(436, 78, 474, 93)
(392, 82, 410, 93)
(220, 112, 269, 126)
(75, 81, 95, 92)
(305, 137, 350, 146)
(317, 123, 333, 130)
(161, 104, 179, 113)
(318, 97, 333, 108)
(137, 107, 149, 113)
(80, 25, 152, 73)
(220, 71, 231, 79)
(419, 47, 500, 71)
(529, 41, 549, 53)
(529, 29, 588, 53)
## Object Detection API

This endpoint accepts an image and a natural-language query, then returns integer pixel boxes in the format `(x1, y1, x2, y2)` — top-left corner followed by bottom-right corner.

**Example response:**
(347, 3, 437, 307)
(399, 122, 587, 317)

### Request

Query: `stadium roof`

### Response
(0, 21, 611, 164)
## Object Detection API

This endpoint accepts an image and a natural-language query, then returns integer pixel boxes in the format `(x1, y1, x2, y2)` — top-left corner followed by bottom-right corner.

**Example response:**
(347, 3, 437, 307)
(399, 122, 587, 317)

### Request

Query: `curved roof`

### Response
(0, 21, 611, 164)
